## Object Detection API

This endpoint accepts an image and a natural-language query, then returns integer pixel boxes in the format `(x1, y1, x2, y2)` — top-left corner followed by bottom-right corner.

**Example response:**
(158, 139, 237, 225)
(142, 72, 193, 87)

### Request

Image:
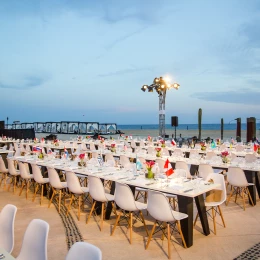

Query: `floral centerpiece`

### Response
(100, 138, 105, 144)
(216, 138, 221, 145)
(2, 136, 7, 141)
(77, 136, 82, 141)
(160, 140, 166, 148)
(86, 135, 91, 139)
(125, 136, 129, 141)
(110, 143, 116, 153)
(155, 147, 162, 157)
(78, 153, 86, 167)
(34, 138, 38, 144)
(221, 151, 229, 163)
(200, 142, 207, 151)
(53, 139, 59, 146)
(147, 135, 152, 142)
(145, 161, 155, 179)
(41, 138, 45, 143)
(38, 149, 44, 160)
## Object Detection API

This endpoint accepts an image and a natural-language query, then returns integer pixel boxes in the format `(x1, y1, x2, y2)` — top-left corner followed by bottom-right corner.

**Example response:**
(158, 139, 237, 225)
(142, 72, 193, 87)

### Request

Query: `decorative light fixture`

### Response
(141, 76, 180, 138)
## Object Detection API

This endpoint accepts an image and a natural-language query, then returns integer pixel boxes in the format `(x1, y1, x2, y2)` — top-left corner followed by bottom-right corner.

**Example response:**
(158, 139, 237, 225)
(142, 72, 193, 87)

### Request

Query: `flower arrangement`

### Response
(160, 140, 166, 148)
(111, 143, 116, 153)
(78, 153, 86, 167)
(98, 135, 101, 140)
(53, 139, 59, 146)
(155, 147, 162, 157)
(34, 138, 38, 144)
(200, 142, 206, 151)
(221, 151, 229, 163)
(86, 135, 91, 139)
(145, 161, 155, 179)
(2, 136, 7, 141)
(147, 135, 152, 142)
(38, 150, 44, 159)
(216, 138, 221, 145)
(77, 136, 82, 141)
(41, 138, 45, 143)
(125, 135, 129, 141)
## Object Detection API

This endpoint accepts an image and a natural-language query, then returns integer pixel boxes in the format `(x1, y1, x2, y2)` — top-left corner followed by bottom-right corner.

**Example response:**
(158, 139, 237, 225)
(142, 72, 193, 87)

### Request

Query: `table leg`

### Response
(177, 195, 193, 248)
(194, 194, 210, 236)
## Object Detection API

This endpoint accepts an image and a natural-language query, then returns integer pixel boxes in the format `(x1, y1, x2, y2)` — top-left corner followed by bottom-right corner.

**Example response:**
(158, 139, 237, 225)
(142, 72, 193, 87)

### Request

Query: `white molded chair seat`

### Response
(146, 190, 188, 258)
(0, 204, 17, 253)
(66, 242, 102, 260)
(111, 182, 148, 244)
(194, 173, 226, 234)
(31, 163, 49, 205)
(18, 162, 34, 199)
(16, 219, 49, 260)
(226, 166, 255, 210)
(66, 171, 89, 220)
(0, 156, 9, 189)
(86, 176, 115, 230)
(47, 167, 68, 213)
(7, 158, 20, 193)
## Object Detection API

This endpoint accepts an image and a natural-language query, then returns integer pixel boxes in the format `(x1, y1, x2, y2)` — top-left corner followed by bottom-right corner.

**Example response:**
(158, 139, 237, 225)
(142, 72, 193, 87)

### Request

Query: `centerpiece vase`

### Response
(156, 151, 161, 158)
(147, 169, 154, 179)
(222, 156, 228, 163)
(257, 148, 260, 155)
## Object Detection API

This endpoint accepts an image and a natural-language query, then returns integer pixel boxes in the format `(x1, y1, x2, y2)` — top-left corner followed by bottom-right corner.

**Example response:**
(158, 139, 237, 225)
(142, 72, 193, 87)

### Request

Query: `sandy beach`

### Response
(36, 129, 258, 142)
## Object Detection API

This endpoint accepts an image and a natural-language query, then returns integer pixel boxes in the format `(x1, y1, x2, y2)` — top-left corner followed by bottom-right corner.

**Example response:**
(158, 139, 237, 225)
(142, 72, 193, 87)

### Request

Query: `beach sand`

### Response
(36, 129, 259, 142)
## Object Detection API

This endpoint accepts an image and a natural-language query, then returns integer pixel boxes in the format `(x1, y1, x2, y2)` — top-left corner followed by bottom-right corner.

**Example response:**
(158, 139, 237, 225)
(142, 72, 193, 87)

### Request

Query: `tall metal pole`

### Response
(159, 90, 166, 137)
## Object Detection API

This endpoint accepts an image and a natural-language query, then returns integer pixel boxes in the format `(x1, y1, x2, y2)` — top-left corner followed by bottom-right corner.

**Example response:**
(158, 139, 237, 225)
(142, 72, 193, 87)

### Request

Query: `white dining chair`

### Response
(0, 204, 17, 253)
(86, 176, 115, 231)
(226, 167, 255, 210)
(7, 158, 20, 193)
(31, 163, 49, 205)
(66, 242, 102, 260)
(16, 219, 49, 260)
(194, 173, 226, 234)
(119, 155, 132, 169)
(175, 161, 191, 178)
(66, 171, 89, 221)
(245, 154, 257, 163)
(47, 167, 68, 213)
(111, 182, 148, 244)
(18, 162, 34, 199)
(0, 156, 9, 189)
(145, 190, 187, 259)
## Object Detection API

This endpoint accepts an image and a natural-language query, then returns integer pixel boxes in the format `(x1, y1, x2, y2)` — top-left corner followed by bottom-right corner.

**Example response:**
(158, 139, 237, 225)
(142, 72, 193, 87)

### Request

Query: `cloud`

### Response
(0, 74, 50, 90)
(97, 66, 153, 78)
(192, 89, 260, 105)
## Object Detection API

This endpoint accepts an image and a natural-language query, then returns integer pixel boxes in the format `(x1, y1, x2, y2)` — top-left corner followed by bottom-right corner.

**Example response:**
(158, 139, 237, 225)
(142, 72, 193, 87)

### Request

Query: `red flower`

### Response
(155, 147, 161, 152)
(145, 160, 155, 170)
(54, 139, 58, 143)
(79, 153, 85, 160)
(160, 140, 165, 144)
(221, 151, 229, 157)
(111, 143, 116, 148)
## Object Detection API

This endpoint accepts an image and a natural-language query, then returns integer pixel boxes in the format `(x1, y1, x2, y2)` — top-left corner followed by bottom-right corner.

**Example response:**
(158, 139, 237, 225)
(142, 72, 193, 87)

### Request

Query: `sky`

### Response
(0, 0, 260, 125)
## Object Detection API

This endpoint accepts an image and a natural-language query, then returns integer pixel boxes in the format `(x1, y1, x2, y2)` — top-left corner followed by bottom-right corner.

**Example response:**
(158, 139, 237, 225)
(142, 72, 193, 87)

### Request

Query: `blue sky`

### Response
(0, 0, 260, 125)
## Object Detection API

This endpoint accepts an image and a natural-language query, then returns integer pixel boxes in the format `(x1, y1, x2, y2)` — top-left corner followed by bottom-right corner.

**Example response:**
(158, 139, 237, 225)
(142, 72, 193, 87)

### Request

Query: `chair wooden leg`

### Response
(177, 221, 187, 248)
(139, 211, 149, 236)
(242, 188, 246, 211)
(212, 207, 216, 235)
(19, 181, 25, 196)
(86, 201, 96, 224)
(58, 190, 61, 213)
(78, 195, 81, 220)
(234, 187, 238, 203)
(66, 194, 74, 216)
(193, 212, 199, 227)
(100, 202, 104, 231)
(226, 186, 233, 206)
(111, 211, 121, 236)
(48, 188, 55, 208)
(167, 223, 171, 259)
(129, 212, 133, 244)
(247, 187, 255, 206)
(26, 180, 30, 199)
(13, 177, 17, 194)
(145, 221, 157, 250)
(7, 177, 13, 192)
(218, 205, 226, 227)
(40, 185, 44, 205)
(32, 184, 39, 202)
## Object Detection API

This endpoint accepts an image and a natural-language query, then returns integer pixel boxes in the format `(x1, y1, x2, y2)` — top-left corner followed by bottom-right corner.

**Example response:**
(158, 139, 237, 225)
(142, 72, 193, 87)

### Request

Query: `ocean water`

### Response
(117, 123, 260, 131)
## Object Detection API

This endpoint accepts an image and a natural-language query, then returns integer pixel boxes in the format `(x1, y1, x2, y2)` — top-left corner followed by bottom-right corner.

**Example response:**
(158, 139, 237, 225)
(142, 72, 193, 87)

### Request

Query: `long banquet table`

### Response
(14, 155, 221, 248)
